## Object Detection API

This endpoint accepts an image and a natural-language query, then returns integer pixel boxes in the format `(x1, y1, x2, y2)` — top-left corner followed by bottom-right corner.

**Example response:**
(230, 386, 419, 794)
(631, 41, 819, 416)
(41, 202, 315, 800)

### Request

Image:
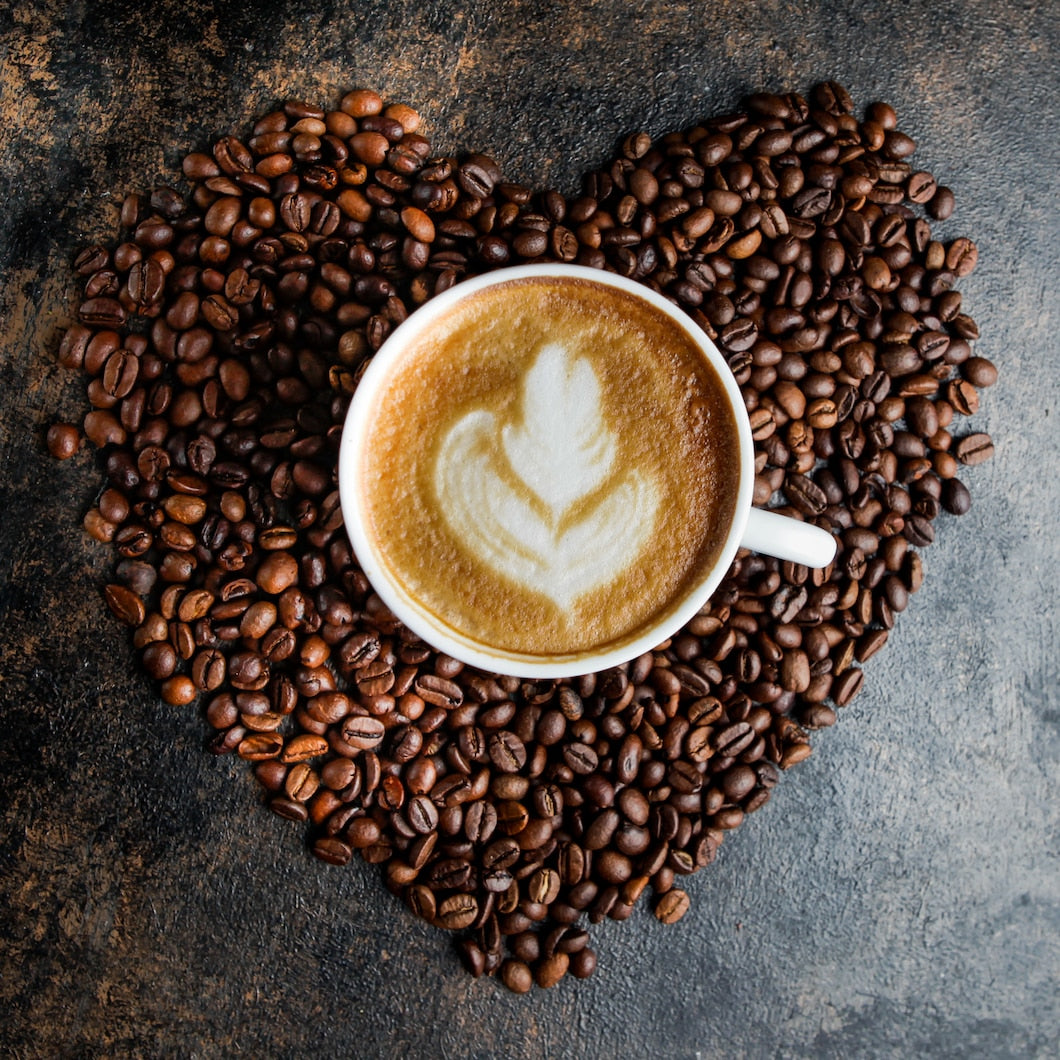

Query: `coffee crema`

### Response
(356, 275, 740, 660)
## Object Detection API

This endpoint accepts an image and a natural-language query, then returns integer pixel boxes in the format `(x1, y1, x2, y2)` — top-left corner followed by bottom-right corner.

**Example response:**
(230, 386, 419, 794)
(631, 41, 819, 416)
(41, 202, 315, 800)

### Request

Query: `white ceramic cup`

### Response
(338, 264, 837, 677)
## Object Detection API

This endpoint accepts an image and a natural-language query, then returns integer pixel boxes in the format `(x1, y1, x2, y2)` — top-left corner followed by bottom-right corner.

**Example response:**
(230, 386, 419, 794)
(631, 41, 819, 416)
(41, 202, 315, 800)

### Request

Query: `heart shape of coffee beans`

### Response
(56, 81, 995, 994)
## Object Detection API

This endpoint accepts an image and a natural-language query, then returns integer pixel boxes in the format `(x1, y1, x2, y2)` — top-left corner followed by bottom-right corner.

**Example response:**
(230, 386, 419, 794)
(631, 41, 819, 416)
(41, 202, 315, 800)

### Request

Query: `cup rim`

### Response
(338, 263, 756, 677)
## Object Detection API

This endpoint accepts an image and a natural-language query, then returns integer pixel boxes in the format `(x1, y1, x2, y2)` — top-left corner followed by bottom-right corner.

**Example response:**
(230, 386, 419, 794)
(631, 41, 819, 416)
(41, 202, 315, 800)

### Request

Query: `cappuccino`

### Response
(350, 272, 741, 663)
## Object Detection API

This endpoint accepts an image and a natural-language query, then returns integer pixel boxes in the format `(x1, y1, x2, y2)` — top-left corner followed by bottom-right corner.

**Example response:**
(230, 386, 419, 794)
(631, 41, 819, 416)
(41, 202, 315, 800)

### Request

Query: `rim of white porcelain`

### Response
(337, 263, 755, 678)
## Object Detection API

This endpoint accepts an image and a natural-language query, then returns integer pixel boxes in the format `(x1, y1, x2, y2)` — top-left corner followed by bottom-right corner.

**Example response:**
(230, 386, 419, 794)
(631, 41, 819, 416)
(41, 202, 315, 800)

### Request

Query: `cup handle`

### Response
(740, 507, 838, 568)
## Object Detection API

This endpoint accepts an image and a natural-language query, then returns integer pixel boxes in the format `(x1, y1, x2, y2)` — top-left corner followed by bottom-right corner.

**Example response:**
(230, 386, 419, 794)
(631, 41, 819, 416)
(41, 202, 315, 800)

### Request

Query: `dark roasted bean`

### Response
(953, 433, 995, 466)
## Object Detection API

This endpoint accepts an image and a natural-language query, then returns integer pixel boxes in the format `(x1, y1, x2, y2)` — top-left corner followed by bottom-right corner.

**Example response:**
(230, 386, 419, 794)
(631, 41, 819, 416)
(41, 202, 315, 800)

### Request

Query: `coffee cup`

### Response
(338, 264, 836, 677)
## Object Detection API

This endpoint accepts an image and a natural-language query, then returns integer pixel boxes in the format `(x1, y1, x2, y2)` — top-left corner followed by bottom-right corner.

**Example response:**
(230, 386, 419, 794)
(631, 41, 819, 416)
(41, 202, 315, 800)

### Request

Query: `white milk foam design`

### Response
(435, 342, 659, 611)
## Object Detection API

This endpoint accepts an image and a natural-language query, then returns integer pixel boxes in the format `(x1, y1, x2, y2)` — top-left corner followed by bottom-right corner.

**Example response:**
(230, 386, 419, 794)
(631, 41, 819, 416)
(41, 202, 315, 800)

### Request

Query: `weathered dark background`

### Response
(2, 1, 1058, 1056)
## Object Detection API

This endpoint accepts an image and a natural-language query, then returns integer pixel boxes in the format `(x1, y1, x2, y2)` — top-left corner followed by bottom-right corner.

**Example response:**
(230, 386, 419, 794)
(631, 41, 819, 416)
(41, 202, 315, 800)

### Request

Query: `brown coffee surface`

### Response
(359, 275, 740, 659)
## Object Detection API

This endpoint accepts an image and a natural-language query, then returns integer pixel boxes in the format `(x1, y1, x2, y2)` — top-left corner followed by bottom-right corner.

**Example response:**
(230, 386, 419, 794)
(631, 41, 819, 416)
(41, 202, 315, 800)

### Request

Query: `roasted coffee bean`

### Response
(436, 894, 478, 931)
(654, 888, 691, 924)
(488, 730, 527, 773)
(406, 794, 439, 835)
(784, 473, 828, 516)
(482, 837, 520, 872)
(47, 422, 81, 459)
(953, 433, 995, 466)
(501, 959, 534, 994)
(103, 583, 146, 627)
(948, 379, 980, 417)
(941, 477, 972, 515)
(341, 714, 385, 749)
(962, 356, 997, 388)
(832, 667, 865, 707)
(534, 951, 569, 989)
(945, 237, 979, 277)
(562, 742, 599, 774)
(415, 673, 463, 708)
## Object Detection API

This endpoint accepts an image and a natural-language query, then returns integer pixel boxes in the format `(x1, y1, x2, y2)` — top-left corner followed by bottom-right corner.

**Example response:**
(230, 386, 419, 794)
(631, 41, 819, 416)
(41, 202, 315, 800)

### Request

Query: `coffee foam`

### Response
(435, 342, 659, 612)
(358, 276, 740, 658)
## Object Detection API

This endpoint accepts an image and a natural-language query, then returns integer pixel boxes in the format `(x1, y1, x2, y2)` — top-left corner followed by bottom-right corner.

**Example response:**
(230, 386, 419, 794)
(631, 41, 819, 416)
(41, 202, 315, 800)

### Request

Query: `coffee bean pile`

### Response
(53, 82, 994, 992)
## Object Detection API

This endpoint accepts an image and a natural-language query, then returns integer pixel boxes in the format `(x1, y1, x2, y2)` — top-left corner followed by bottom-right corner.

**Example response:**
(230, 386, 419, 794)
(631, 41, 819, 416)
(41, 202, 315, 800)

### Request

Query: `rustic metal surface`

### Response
(2, 1, 1058, 1056)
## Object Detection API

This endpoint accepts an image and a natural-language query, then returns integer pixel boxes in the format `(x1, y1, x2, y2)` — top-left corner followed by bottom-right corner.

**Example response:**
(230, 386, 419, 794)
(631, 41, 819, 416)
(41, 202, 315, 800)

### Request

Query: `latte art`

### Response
(435, 342, 659, 611)
(352, 273, 741, 661)
(501, 343, 618, 519)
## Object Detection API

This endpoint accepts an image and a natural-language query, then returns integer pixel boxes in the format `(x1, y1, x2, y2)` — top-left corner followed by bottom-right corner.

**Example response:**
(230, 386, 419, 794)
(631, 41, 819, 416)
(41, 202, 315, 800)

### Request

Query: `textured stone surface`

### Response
(1, 0, 1058, 1056)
